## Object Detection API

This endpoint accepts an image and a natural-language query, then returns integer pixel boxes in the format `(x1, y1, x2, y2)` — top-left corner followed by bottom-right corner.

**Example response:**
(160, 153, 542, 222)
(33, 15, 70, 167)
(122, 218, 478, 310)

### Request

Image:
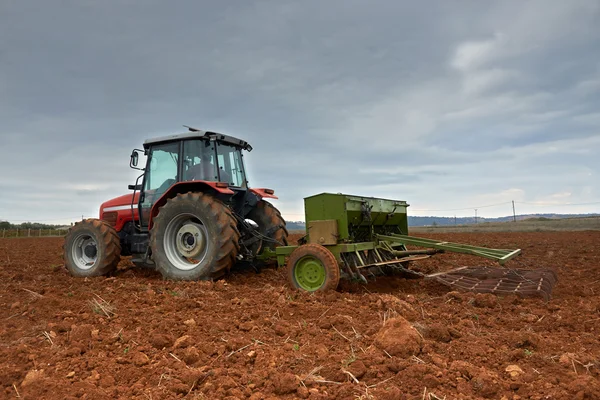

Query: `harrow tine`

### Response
(429, 266, 558, 301)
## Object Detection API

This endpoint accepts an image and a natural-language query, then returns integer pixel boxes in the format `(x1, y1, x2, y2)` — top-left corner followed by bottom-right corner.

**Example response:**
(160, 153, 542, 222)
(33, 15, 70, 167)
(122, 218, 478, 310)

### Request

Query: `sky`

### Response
(1, 0, 599, 224)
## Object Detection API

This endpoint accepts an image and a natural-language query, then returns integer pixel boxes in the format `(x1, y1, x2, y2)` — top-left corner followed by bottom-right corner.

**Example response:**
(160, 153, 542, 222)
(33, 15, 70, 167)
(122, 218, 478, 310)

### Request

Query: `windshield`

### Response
(183, 139, 217, 181)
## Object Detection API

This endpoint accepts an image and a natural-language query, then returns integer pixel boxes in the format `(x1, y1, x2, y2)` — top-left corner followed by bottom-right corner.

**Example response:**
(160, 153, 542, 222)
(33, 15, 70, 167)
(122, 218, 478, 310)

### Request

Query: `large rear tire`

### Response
(286, 244, 340, 292)
(150, 192, 240, 280)
(246, 200, 288, 252)
(63, 219, 121, 277)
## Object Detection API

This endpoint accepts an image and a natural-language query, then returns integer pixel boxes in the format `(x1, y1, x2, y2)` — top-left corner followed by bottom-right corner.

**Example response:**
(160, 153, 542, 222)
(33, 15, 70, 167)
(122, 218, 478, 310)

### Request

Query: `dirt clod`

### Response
(173, 334, 192, 349)
(21, 369, 45, 387)
(374, 316, 422, 357)
(272, 373, 298, 395)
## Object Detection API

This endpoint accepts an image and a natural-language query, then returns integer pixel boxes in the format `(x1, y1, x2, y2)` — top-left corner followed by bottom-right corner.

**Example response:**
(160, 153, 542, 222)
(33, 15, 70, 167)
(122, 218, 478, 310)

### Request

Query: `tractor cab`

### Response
(130, 129, 256, 228)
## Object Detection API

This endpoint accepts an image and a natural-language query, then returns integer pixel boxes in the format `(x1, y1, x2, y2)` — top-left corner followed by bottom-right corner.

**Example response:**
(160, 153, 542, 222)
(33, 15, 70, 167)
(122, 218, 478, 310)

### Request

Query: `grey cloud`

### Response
(1, 0, 599, 223)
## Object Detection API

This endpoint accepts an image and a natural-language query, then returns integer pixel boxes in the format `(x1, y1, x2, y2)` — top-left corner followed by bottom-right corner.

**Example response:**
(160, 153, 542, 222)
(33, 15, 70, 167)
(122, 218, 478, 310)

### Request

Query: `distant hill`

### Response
(407, 213, 599, 227)
(286, 221, 306, 231)
(285, 213, 599, 229)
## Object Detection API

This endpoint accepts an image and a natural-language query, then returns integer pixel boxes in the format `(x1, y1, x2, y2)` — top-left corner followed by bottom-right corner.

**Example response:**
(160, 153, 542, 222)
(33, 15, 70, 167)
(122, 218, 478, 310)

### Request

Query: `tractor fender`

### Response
(249, 188, 278, 199)
(148, 181, 234, 229)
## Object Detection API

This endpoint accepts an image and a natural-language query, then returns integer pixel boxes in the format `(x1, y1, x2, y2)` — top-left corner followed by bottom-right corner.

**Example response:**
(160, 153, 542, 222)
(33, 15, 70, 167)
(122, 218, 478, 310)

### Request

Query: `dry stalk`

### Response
(301, 366, 324, 386)
(23, 288, 43, 299)
(157, 373, 166, 387)
(312, 378, 343, 385)
(573, 358, 595, 374)
(41, 331, 54, 346)
(317, 306, 333, 321)
(186, 380, 197, 396)
(332, 325, 351, 342)
(428, 393, 446, 400)
(354, 387, 375, 400)
(13, 384, 20, 398)
(381, 309, 398, 326)
(342, 369, 359, 384)
(89, 294, 116, 318)
(411, 355, 425, 364)
(366, 376, 394, 388)
(226, 343, 252, 358)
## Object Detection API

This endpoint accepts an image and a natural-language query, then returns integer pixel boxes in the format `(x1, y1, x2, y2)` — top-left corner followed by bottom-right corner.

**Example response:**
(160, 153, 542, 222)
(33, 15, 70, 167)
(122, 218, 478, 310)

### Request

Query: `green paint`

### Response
(293, 255, 326, 291)
(269, 193, 521, 271)
(303, 193, 409, 242)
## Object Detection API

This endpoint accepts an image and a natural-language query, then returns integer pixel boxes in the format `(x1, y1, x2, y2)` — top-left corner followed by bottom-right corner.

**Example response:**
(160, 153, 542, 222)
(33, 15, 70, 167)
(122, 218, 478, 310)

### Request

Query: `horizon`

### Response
(2, 211, 599, 227)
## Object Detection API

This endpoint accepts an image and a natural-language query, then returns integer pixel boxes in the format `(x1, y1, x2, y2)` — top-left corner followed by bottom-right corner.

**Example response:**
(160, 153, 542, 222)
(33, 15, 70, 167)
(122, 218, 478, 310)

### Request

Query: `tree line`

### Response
(0, 221, 67, 230)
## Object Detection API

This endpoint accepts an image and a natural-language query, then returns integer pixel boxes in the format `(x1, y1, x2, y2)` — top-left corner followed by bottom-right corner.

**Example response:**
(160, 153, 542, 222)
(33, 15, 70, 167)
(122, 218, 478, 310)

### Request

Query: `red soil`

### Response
(1, 231, 599, 399)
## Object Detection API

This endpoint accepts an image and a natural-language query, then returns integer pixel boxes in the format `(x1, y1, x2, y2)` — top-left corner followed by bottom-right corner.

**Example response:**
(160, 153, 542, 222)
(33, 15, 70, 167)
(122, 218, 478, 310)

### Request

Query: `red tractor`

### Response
(63, 127, 288, 280)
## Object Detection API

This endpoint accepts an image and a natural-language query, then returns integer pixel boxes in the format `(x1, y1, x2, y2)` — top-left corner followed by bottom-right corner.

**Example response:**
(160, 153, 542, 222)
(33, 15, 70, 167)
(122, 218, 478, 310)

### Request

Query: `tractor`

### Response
(63, 127, 288, 280)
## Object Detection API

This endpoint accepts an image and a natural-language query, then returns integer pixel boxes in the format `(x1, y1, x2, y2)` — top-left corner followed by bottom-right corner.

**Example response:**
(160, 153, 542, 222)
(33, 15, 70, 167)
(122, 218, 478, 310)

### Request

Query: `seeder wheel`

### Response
(286, 244, 340, 292)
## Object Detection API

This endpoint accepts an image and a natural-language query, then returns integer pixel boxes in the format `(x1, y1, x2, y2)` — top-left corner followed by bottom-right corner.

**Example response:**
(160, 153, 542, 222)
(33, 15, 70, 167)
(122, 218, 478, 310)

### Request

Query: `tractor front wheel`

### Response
(286, 244, 340, 292)
(150, 192, 240, 280)
(63, 219, 121, 277)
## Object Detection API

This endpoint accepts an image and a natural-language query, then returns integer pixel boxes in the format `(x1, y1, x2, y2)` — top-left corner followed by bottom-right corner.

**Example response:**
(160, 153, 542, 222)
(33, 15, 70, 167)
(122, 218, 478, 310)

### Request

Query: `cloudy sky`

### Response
(1, 0, 599, 224)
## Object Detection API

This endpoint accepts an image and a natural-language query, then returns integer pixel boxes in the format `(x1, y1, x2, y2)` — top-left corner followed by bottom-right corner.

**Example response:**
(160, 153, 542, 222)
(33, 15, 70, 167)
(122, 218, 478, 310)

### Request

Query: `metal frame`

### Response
(375, 234, 521, 265)
(274, 234, 521, 267)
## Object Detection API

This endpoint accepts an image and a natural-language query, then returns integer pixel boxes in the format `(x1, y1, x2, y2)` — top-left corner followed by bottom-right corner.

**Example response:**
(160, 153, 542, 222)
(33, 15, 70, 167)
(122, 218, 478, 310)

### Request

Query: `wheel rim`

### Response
(163, 213, 209, 271)
(294, 256, 326, 291)
(71, 233, 98, 270)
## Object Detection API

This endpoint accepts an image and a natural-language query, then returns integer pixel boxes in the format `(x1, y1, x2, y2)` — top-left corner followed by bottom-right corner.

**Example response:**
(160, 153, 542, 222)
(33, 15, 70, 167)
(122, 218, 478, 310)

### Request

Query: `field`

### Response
(410, 216, 600, 233)
(1, 230, 600, 399)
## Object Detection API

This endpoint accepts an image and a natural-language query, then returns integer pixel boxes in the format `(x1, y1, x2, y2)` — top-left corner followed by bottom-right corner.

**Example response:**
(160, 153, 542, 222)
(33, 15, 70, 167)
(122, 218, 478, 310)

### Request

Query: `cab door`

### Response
(139, 141, 180, 227)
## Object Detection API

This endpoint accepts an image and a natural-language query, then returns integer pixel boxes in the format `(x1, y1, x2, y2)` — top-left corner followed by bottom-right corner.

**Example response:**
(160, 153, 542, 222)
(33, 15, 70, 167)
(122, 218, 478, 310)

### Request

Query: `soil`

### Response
(1, 231, 599, 399)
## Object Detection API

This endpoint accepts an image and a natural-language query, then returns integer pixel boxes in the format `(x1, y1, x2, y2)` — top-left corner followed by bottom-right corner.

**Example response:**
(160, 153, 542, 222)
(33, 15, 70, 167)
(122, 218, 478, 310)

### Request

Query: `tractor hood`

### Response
(99, 193, 139, 217)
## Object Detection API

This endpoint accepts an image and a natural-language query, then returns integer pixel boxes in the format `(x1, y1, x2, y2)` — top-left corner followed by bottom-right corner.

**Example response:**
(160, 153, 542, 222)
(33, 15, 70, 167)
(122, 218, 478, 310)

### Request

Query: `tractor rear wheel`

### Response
(63, 219, 121, 277)
(150, 192, 240, 280)
(246, 200, 288, 253)
(286, 244, 340, 292)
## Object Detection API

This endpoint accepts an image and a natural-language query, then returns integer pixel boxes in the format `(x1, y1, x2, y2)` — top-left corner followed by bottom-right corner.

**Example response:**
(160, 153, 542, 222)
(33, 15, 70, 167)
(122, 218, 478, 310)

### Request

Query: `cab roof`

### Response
(143, 127, 253, 151)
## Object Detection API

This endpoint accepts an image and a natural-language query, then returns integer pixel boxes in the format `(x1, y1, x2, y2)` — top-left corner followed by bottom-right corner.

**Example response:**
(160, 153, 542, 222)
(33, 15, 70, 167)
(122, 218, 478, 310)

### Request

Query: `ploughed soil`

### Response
(1, 231, 599, 399)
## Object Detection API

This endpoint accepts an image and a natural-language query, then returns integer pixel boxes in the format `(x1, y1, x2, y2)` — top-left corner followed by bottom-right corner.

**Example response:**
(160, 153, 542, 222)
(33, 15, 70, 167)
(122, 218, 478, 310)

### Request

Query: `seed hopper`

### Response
(267, 193, 556, 300)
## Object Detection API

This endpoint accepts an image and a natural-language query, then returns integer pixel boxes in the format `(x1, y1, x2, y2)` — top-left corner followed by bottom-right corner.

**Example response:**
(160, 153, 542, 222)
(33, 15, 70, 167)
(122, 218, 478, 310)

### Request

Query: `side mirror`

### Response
(130, 150, 140, 168)
(129, 149, 143, 169)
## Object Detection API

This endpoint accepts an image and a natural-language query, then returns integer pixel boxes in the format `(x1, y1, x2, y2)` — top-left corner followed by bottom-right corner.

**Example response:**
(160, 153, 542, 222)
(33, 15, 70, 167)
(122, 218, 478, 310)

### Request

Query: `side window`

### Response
(183, 140, 217, 182)
(216, 144, 246, 187)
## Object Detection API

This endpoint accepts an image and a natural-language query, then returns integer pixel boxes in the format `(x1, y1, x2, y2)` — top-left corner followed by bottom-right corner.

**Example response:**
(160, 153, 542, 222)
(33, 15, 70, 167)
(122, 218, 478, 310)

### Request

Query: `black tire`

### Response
(246, 200, 288, 252)
(63, 219, 121, 277)
(286, 244, 340, 292)
(150, 192, 240, 280)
